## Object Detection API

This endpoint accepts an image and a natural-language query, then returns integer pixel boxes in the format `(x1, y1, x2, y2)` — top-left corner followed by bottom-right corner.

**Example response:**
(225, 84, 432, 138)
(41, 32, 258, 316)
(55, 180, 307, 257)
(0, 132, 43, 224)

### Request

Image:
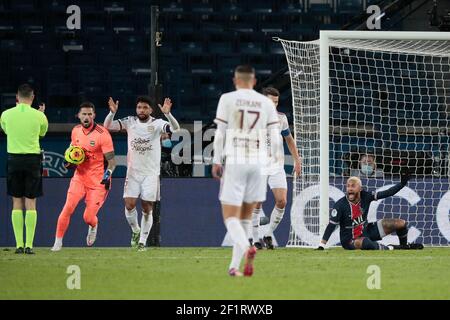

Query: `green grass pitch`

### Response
(1, 247, 449, 299)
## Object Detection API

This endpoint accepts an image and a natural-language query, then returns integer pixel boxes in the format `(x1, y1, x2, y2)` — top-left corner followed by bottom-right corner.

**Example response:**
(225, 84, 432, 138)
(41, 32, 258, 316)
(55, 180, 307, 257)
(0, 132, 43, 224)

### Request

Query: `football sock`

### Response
(397, 223, 408, 246)
(25, 210, 37, 249)
(53, 237, 63, 247)
(267, 206, 285, 235)
(56, 200, 77, 238)
(225, 217, 249, 252)
(241, 219, 252, 241)
(11, 210, 24, 248)
(229, 243, 245, 270)
(252, 208, 261, 242)
(139, 211, 153, 245)
(125, 207, 140, 233)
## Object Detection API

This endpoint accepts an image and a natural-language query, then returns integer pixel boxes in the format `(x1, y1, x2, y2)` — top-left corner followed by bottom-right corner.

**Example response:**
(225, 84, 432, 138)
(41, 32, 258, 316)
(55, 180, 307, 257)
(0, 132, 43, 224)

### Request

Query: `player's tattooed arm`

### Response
(104, 151, 116, 173)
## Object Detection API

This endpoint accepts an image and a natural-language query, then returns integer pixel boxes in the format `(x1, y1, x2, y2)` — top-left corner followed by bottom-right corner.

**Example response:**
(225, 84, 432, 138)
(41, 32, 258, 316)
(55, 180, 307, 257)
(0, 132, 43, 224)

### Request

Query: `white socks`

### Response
(252, 208, 262, 242)
(51, 237, 63, 251)
(125, 207, 140, 233)
(139, 211, 153, 245)
(228, 218, 251, 270)
(225, 217, 250, 252)
(267, 206, 285, 235)
(241, 219, 252, 240)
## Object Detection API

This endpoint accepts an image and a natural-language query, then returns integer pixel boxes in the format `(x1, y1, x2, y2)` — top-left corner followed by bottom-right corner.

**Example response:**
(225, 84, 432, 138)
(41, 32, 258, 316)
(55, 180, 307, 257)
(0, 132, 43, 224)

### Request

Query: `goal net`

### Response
(278, 31, 450, 247)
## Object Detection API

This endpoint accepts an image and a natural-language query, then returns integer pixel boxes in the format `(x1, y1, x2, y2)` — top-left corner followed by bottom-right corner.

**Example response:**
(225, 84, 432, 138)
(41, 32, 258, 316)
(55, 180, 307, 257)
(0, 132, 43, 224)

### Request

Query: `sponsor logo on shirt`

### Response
(131, 137, 153, 155)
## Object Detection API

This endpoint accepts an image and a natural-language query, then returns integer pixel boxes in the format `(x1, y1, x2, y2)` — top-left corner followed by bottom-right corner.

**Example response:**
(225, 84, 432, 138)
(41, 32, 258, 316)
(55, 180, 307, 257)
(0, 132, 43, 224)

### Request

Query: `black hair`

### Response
(262, 86, 280, 97)
(17, 84, 34, 98)
(136, 95, 155, 107)
(79, 101, 95, 112)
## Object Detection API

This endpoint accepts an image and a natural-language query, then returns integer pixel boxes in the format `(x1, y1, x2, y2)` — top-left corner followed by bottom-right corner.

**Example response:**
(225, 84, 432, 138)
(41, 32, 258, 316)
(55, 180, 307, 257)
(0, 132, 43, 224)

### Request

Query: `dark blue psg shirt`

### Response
(323, 183, 405, 246)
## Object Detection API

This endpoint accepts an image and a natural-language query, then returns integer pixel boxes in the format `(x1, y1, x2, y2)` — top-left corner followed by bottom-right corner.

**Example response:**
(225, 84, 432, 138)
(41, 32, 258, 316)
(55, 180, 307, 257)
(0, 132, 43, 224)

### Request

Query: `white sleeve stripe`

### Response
(329, 221, 339, 225)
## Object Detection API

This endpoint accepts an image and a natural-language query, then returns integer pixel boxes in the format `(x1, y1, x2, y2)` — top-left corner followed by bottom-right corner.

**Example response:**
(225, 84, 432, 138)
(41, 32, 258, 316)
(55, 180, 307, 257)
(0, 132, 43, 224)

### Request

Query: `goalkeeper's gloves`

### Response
(101, 169, 112, 190)
(400, 167, 411, 186)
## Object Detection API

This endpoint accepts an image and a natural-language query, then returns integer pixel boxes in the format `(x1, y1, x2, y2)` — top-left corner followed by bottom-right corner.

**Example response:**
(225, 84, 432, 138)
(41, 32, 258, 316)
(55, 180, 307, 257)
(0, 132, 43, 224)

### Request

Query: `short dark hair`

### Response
(17, 84, 34, 99)
(262, 87, 280, 97)
(136, 95, 154, 107)
(79, 101, 95, 112)
(234, 65, 255, 75)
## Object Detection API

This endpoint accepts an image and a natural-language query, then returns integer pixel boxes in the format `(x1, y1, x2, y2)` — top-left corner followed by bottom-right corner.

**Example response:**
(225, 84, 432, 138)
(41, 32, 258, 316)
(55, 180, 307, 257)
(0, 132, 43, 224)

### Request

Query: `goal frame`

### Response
(318, 31, 450, 238)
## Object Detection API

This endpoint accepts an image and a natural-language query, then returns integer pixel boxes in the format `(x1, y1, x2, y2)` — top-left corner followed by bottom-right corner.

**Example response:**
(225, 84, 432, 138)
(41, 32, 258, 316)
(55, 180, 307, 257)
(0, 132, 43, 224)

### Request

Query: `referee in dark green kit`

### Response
(0, 84, 48, 254)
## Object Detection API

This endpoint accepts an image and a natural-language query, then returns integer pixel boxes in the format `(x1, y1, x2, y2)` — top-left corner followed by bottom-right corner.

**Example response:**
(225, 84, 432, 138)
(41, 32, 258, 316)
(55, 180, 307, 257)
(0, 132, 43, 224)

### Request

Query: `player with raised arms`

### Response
(317, 170, 424, 251)
(104, 96, 180, 251)
(212, 65, 281, 276)
(51, 102, 116, 251)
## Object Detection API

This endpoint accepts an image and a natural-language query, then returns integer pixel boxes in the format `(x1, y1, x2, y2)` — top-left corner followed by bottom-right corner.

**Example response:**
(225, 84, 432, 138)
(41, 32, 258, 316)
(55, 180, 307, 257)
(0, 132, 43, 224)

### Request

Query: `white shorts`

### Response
(219, 164, 267, 206)
(268, 169, 287, 190)
(123, 173, 160, 202)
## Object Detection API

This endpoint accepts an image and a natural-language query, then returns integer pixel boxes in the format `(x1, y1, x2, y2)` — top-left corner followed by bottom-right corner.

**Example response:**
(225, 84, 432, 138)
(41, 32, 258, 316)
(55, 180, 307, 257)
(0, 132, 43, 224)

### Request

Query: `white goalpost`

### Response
(278, 31, 450, 247)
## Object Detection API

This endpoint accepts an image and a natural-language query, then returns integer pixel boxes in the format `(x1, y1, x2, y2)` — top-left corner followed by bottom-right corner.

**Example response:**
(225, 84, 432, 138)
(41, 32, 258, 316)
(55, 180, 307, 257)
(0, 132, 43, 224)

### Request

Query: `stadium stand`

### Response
(0, 0, 369, 123)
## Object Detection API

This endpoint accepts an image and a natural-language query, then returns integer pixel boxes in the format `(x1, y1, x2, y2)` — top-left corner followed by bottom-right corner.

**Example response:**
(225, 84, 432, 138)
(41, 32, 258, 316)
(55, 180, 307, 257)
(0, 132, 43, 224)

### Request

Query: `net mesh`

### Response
(280, 37, 450, 247)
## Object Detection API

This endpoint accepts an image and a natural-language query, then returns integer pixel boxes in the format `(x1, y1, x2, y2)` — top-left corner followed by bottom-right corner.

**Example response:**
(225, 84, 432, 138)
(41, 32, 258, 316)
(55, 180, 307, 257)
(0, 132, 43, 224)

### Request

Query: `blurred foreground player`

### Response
(317, 171, 424, 251)
(212, 65, 281, 276)
(51, 102, 116, 251)
(104, 96, 179, 251)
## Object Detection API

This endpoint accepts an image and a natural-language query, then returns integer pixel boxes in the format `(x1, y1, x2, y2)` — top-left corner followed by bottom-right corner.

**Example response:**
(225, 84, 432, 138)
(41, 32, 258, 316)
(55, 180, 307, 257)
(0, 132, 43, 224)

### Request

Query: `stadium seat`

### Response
(161, 2, 185, 13)
(240, 42, 263, 55)
(11, 0, 35, 11)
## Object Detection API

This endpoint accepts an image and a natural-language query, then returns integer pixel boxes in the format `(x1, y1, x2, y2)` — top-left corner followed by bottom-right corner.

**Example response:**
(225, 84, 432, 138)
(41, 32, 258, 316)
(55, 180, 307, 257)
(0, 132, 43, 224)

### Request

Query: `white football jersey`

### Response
(268, 112, 290, 169)
(118, 116, 169, 176)
(214, 88, 279, 165)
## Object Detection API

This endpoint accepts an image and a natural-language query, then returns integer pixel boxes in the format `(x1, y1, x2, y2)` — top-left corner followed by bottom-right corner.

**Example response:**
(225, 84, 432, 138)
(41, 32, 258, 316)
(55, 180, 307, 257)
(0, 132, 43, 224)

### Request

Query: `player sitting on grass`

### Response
(317, 170, 424, 251)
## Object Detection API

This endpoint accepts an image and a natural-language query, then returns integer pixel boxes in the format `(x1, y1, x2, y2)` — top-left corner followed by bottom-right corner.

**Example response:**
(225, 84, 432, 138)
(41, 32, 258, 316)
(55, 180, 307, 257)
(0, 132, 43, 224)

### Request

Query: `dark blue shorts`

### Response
(362, 221, 383, 241)
(342, 221, 383, 250)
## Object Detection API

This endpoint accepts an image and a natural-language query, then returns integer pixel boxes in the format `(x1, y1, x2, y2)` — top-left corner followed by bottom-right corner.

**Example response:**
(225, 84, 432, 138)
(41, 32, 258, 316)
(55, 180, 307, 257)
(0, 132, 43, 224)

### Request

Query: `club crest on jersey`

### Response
(148, 126, 155, 133)
(90, 141, 95, 147)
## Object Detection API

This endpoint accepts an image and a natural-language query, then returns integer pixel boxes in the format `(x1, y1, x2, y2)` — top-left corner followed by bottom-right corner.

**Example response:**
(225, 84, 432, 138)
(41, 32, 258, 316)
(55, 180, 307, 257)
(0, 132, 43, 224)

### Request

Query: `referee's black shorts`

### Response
(7, 153, 43, 198)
